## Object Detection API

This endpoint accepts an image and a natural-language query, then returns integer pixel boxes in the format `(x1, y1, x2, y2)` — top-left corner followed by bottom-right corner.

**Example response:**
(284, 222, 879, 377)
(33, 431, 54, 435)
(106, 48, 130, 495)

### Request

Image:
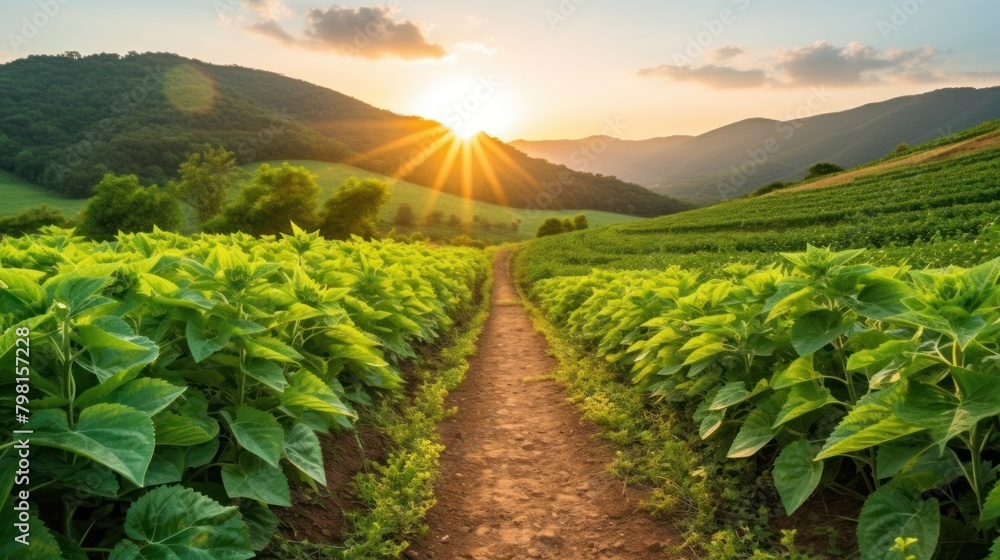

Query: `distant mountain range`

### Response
(0, 52, 687, 217)
(512, 86, 1000, 203)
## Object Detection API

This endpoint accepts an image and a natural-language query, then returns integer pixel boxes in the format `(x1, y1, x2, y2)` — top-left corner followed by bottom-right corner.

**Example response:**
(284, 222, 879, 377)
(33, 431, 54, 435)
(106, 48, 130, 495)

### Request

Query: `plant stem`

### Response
(62, 318, 75, 427)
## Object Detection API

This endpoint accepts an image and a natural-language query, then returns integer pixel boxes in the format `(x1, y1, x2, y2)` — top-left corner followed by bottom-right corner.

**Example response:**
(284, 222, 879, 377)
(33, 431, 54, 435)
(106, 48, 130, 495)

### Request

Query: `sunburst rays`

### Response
(346, 122, 537, 226)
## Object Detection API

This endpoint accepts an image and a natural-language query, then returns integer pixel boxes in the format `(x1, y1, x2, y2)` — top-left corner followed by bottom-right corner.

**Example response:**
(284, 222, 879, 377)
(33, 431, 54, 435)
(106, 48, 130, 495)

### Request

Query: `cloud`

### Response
(454, 42, 496, 56)
(638, 64, 769, 89)
(249, 5, 448, 60)
(242, 0, 287, 18)
(779, 41, 941, 86)
(709, 45, 744, 61)
(639, 41, 971, 89)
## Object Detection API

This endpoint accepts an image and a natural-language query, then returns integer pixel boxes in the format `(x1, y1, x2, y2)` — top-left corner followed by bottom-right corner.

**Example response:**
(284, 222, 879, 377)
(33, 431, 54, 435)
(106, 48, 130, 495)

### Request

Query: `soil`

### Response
(267, 424, 388, 549)
(407, 252, 681, 560)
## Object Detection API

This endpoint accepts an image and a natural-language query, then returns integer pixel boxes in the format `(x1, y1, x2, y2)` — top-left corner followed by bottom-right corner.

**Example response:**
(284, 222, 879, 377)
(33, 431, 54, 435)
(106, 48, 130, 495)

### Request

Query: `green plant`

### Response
(531, 246, 1000, 559)
(0, 226, 486, 557)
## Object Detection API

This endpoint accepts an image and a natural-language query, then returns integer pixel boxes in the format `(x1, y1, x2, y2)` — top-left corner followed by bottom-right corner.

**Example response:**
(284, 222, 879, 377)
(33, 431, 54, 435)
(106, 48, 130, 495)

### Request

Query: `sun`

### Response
(410, 77, 517, 141)
(448, 123, 483, 141)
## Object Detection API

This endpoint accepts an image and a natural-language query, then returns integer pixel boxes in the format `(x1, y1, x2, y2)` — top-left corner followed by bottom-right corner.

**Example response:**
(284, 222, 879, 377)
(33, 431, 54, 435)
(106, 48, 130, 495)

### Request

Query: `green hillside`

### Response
(247, 160, 643, 240)
(0, 52, 686, 216)
(512, 87, 1000, 203)
(520, 125, 1000, 281)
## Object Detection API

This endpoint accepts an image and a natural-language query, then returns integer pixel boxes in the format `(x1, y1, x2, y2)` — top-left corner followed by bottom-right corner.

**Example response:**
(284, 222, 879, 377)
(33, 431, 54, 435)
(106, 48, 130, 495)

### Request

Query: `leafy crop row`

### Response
(521, 148, 1000, 282)
(532, 246, 1000, 559)
(0, 226, 487, 559)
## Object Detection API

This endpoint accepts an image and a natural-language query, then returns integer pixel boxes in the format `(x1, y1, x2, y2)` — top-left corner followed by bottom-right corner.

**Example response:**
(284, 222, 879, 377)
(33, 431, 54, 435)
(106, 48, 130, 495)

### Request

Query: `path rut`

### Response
(409, 252, 680, 560)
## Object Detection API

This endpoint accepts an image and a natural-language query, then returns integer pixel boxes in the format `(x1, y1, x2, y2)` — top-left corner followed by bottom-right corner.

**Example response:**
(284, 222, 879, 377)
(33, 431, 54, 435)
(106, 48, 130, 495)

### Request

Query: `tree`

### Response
(217, 163, 319, 236)
(573, 214, 589, 230)
(78, 174, 182, 240)
(394, 204, 416, 227)
(447, 214, 462, 228)
(805, 162, 843, 180)
(320, 177, 390, 240)
(178, 145, 237, 223)
(537, 218, 564, 238)
(424, 210, 444, 227)
(562, 217, 574, 232)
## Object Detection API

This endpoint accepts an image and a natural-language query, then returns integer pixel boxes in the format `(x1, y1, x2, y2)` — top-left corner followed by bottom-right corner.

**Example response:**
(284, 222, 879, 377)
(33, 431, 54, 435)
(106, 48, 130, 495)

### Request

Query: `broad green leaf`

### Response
(896, 368, 1000, 452)
(220, 407, 284, 468)
(186, 320, 231, 363)
(79, 378, 185, 416)
(143, 448, 186, 487)
(709, 382, 750, 411)
(790, 309, 854, 357)
(283, 424, 326, 485)
(242, 359, 288, 393)
(31, 404, 155, 487)
(851, 278, 911, 320)
(986, 480, 1000, 525)
(111, 485, 253, 560)
(847, 339, 918, 377)
(773, 383, 838, 427)
(770, 357, 819, 390)
(727, 393, 785, 459)
(817, 387, 922, 461)
(240, 336, 302, 364)
(222, 454, 291, 506)
(858, 480, 939, 560)
(240, 501, 279, 551)
(699, 409, 725, 439)
(154, 412, 219, 447)
(773, 439, 822, 515)
(280, 370, 355, 423)
(0, 268, 46, 315)
(75, 316, 159, 382)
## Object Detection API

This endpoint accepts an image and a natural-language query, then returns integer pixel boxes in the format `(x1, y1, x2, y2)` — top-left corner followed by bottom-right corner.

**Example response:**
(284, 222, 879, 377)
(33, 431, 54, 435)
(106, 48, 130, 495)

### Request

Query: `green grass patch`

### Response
(0, 169, 87, 217)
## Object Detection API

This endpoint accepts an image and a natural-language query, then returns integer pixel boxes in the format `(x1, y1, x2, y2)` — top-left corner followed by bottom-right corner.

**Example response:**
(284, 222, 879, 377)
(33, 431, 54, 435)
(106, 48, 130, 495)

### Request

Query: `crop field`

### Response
(521, 146, 1000, 282)
(0, 227, 487, 558)
(517, 129, 1000, 557)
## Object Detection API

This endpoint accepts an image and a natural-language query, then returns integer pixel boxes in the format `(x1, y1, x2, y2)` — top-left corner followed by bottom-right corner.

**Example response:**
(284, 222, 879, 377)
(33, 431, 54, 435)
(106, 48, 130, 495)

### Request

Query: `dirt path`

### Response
(409, 252, 680, 560)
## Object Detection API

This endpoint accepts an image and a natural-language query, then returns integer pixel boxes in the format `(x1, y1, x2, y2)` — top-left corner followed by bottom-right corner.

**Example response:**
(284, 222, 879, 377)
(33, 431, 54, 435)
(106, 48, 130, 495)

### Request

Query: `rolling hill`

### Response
(0, 52, 686, 217)
(519, 119, 1000, 281)
(512, 86, 1000, 203)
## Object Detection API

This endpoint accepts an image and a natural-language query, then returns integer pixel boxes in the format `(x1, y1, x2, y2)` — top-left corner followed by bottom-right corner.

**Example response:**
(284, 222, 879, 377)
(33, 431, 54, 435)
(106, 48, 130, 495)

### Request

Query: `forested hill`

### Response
(0, 52, 687, 217)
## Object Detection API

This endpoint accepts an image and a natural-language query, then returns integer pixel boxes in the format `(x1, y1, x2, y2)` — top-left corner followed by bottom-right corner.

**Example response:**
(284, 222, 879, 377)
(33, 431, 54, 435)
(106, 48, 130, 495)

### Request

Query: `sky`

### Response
(2, 0, 999, 141)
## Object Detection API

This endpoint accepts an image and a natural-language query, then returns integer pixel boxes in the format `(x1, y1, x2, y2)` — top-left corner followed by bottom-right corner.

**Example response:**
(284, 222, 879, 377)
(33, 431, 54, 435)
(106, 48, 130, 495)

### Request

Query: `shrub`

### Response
(537, 218, 565, 238)
(320, 177, 390, 240)
(78, 173, 182, 240)
(0, 204, 73, 236)
(217, 163, 320, 236)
